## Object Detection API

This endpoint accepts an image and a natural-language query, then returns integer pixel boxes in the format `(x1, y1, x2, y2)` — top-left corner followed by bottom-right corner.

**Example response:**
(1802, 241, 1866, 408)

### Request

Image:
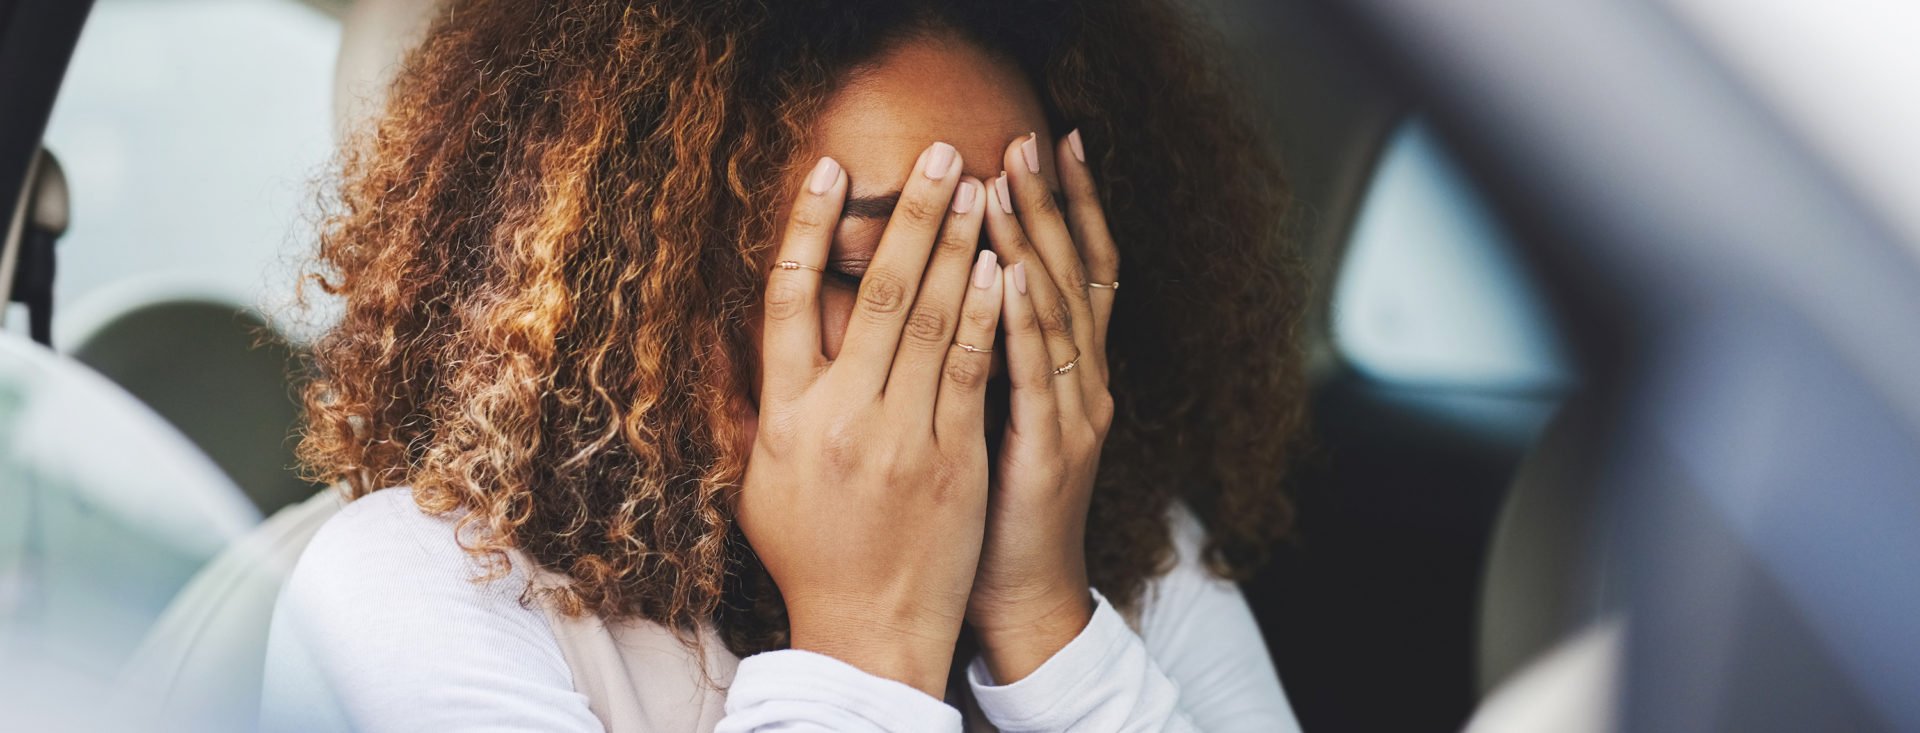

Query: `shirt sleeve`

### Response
(717, 649, 963, 732)
(965, 506, 1301, 732)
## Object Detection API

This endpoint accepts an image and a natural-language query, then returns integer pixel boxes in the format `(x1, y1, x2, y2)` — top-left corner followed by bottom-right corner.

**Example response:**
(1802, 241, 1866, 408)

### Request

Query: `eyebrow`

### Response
(842, 189, 1069, 221)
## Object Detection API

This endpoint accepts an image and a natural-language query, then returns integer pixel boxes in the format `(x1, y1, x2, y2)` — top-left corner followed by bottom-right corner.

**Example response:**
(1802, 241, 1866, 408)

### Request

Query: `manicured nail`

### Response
(972, 250, 998, 288)
(953, 180, 977, 213)
(994, 174, 1013, 214)
(1012, 262, 1029, 294)
(1067, 129, 1085, 163)
(1020, 132, 1040, 174)
(808, 157, 839, 195)
(925, 142, 957, 180)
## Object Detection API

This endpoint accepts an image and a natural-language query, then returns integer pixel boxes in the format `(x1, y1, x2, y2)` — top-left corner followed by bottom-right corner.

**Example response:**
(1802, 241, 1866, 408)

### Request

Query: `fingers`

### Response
(1002, 133, 1099, 380)
(934, 250, 1002, 440)
(986, 172, 1085, 418)
(834, 141, 967, 393)
(999, 262, 1061, 447)
(1055, 129, 1119, 379)
(763, 156, 845, 401)
(887, 176, 987, 414)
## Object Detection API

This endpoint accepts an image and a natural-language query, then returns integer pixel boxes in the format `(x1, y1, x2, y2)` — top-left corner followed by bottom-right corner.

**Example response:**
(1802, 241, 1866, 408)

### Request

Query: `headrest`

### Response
(332, 0, 439, 138)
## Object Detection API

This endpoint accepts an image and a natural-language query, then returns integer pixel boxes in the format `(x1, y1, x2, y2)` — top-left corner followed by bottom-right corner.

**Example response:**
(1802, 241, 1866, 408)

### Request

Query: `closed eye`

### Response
(826, 257, 869, 288)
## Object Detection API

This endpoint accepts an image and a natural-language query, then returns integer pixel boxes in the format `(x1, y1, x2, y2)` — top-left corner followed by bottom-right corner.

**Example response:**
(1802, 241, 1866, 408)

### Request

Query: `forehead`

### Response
(810, 33, 1048, 192)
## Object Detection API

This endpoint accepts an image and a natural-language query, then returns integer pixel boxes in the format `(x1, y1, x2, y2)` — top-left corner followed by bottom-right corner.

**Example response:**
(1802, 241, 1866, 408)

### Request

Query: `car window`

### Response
(1330, 118, 1574, 394)
(26, 0, 338, 346)
(1, 2, 338, 725)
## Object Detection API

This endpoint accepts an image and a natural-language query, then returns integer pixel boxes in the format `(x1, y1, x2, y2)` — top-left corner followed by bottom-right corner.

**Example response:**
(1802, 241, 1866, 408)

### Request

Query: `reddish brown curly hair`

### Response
(297, 0, 1306, 657)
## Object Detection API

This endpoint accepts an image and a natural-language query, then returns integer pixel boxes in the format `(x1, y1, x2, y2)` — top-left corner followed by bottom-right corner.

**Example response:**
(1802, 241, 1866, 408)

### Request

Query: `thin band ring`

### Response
(1087, 280, 1119, 290)
(953, 341, 993, 354)
(776, 260, 824, 273)
(1051, 356, 1080, 376)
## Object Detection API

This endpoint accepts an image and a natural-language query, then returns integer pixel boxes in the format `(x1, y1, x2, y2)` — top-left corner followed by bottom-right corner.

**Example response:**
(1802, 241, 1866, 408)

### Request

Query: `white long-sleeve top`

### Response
(259, 488, 1299, 732)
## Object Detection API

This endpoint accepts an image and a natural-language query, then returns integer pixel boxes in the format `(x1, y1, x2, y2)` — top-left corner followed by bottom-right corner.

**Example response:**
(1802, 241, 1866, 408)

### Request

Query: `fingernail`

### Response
(953, 180, 977, 214)
(972, 250, 998, 288)
(1067, 129, 1085, 163)
(925, 142, 956, 180)
(1012, 262, 1029, 294)
(808, 156, 839, 195)
(994, 174, 1013, 214)
(1020, 132, 1040, 174)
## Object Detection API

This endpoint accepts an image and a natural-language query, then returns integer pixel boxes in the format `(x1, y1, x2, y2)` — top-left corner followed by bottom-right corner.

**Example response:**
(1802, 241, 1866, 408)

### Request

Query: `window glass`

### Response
(1331, 119, 1574, 393)
(1, 2, 338, 724)
(32, 0, 339, 346)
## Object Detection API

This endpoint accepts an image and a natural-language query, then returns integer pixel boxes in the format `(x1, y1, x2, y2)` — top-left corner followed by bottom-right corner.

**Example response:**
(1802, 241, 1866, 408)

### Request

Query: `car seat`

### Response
(0, 335, 258, 727)
(106, 0, 437, 727)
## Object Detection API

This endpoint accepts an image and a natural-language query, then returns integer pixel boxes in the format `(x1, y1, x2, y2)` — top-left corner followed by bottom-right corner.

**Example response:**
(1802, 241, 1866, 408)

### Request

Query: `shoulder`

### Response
(283, 486, 540, 627)
(267, 488, 594, 729)
(1135, 502, 1243, 635)
(1131, 503, 1303, 730)
(294, 487, 520, 594)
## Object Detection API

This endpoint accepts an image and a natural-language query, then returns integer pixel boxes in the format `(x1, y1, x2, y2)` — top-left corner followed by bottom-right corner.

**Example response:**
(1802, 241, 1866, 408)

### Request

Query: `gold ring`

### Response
(776, 260, 823, 273)
(1087, 280, 1119, 290)
(1051, 356, 1080, 376)
(953, 341, 993, 354)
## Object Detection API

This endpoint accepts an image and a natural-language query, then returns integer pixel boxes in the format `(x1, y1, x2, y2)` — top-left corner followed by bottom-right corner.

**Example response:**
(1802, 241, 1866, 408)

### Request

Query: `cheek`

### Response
(820, 287, 857, 359)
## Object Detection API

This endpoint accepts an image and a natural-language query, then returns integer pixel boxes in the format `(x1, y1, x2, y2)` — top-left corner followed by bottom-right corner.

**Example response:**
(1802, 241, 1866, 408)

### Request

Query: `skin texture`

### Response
(800, 34, 1053, 362)
(297, 0, 1306, 680)
(742, 144, 1001, 696)
(744, 36, 1124, 690)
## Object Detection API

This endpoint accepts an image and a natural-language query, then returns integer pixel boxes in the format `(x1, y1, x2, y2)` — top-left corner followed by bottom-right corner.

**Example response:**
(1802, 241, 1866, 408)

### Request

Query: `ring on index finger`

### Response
(776, 260, 824, 273)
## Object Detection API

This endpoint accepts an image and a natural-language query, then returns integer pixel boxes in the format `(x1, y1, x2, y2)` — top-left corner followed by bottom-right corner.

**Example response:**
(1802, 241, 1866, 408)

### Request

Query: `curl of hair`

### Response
(298, 0, 1306, 657)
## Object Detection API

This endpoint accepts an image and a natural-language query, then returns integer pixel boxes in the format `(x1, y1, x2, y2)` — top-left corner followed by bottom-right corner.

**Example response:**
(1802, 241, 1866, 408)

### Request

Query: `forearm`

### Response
(974, 585, 1095, 684)
(788, 601, 962, 697)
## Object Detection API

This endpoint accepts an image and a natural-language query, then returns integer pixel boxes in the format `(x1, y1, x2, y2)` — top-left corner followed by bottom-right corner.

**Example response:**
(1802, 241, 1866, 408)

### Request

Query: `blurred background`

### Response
(3, 0, 1917, 731)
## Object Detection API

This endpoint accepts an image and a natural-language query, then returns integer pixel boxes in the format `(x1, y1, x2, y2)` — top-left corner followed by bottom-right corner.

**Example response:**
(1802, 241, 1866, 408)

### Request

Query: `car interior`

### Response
(4, 0, 1717, 730)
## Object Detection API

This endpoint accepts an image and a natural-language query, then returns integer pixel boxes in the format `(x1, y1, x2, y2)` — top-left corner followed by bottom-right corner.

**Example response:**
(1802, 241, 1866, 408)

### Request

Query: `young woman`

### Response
(263, 0, 1307, 730)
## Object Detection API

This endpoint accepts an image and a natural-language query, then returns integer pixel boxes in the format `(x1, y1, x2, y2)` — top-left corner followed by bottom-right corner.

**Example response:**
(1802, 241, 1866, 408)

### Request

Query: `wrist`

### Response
(971, 586, 1095, 684)
(789, 602, 961, 698)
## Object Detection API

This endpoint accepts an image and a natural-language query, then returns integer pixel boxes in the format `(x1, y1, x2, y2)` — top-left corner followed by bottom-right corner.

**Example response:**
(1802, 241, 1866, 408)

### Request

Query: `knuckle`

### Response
(903, 306, 949, 345)
(882, 448, 924, 487)
(763, 277, 809, 320)
(1059, 263, 1090, 293)
(1088, 391, 1116, 430)
(963, 304, 999, 332)
(1089, 250, 1120, 278)
(896, 195, 946, 226)
(1065, 422, 1097, 452)
(821, 421, 862, 467)
(943, 355, 988, 390)
(935, 231, 976, 261)
(1028, 190, 1061, 216)
(856, 272, 910, 316)
(1039, 303, 1075, 339)
(787, 205, 832, 234)
(1011, 306, 1043, 335)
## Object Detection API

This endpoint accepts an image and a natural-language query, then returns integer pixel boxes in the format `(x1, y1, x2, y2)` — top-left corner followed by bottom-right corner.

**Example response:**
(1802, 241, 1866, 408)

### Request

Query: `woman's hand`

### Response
(738, 143, 1003, 698)
(968, 129, 1121, 684)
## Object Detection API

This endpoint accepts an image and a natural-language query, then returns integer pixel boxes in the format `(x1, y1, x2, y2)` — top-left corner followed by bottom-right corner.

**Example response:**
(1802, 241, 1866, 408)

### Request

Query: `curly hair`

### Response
(297, 0, 1306, 657)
